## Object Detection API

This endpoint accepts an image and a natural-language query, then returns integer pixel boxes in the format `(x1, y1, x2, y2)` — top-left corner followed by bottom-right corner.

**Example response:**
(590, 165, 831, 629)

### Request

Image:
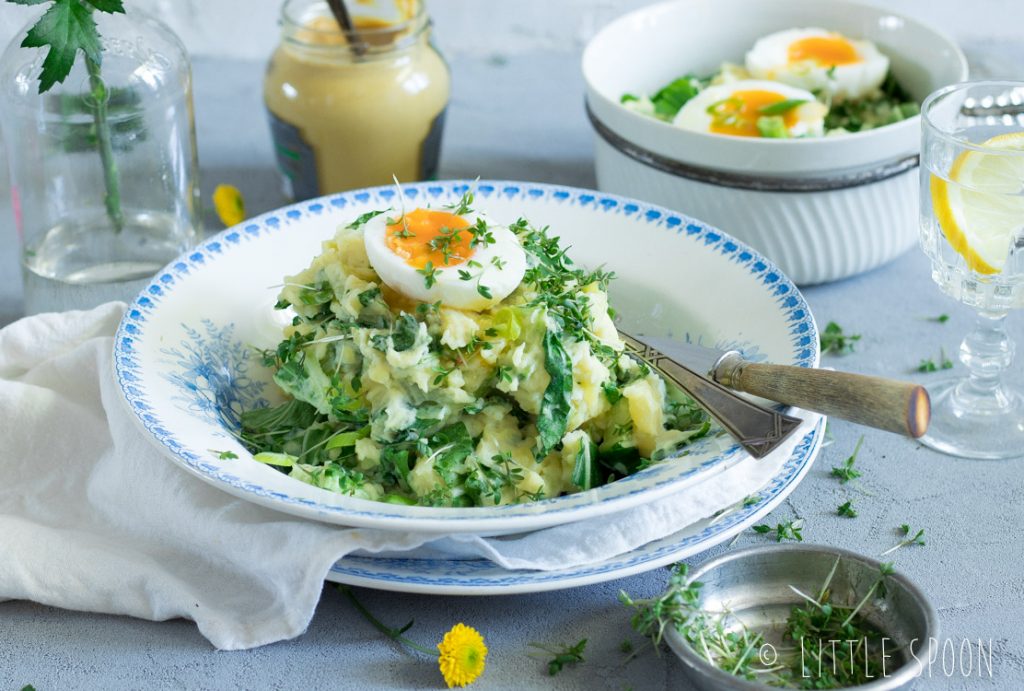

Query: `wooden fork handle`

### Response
(715, 354, 930, 438)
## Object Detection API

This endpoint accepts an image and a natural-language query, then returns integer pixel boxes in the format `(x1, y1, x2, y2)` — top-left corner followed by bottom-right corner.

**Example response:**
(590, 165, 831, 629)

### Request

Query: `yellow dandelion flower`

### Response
(213, 184, 246, 227)
(437, 623, 487, 688)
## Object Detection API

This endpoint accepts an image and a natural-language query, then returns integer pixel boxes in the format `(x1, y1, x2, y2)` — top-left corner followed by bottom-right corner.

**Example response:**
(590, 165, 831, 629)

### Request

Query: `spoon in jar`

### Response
(326, 0, 367, 56)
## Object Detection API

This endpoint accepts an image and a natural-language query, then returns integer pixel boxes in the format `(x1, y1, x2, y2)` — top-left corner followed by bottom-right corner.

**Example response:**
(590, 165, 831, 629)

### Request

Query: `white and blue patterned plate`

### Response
(326, 418, 823, 594)
(113, 181, 819, 535)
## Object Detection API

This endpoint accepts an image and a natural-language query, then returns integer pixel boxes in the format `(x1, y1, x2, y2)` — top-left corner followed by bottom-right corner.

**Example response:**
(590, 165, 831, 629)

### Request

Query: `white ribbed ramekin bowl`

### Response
(583, 0, 968, 285)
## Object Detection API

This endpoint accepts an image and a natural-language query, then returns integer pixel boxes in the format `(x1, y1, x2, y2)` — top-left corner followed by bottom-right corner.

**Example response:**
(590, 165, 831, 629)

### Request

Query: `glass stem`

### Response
(955, 310, 1015, 412)
(85, 54, 124, 234)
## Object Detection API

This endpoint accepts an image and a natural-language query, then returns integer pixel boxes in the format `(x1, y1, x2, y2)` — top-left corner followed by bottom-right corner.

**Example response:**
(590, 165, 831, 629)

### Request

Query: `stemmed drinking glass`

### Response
(919, 80, 1024, 459)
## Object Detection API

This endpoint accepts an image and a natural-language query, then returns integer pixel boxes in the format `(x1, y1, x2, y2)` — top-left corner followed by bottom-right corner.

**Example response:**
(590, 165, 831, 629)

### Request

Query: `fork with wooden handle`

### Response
(622, 331, 931, 440)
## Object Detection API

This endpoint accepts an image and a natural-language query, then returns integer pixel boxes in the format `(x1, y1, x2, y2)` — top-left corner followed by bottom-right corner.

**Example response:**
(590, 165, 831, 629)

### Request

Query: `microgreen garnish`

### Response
(347, 209, 387, 229)
(826, 64, 838, 79)
(752, 519, 804, 542)
(742, 494, 760, 507)
(759, 98, 807, 115)
(210, 449, 238, 460)
(837, 500, 858, 518)
(490, 256, 506, 270)
(477, 284, 493, 299)
(918, 348, 953, 372)
(427, 226, 464, 265)
(881, 524, 926, 555)
(820, 321, 861, 355)
(391, 225, 414, 239)
(528, 639, 587, 676)
(930, 314, 950, 323)
(830, 436, 864, 483)
(417, 261, 439, 289)
(468, 217, 495, 248)
(448, 189, 474, 216)
(620, 560, 897, 686)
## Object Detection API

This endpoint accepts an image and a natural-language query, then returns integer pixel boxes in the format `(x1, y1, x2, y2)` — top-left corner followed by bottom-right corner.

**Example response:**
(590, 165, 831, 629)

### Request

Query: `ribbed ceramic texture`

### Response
(594, 137, 918, 285)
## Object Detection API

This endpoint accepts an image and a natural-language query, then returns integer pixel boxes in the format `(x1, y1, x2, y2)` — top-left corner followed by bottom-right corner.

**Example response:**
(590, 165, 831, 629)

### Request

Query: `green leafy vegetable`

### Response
(570, 437, 597, 490)
(391, 313, 419, 352)
(537, 328, 572, 456)
(820, 321, 861, 355)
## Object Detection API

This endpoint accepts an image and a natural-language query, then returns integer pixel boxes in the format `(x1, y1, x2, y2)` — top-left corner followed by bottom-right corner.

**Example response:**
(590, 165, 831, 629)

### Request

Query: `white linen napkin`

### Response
(0, 303, 817, 650)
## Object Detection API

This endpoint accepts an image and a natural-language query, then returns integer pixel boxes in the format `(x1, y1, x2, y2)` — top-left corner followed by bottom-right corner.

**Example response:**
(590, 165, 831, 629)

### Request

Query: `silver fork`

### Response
(618, 331, 802, 459)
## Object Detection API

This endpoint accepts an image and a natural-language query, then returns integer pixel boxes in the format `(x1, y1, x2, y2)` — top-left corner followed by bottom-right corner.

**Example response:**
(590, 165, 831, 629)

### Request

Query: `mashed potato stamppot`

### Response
(240, 191, 714, 507)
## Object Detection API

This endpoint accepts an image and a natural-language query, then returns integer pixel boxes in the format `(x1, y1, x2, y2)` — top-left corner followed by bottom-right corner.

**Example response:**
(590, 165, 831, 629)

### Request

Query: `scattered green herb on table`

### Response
(881, 524, 926, 556)
(8, 0, 127, 232)
(830, 436, 864, 483)
(917, 348, 953, 373)
(619, 560, 898, 687)
(752, 519, 804, 542)
(930, 314, 950, 324)
(820, 321, 861, 355)
(837, 500, 858, 518)
(528, 639, 587, 676)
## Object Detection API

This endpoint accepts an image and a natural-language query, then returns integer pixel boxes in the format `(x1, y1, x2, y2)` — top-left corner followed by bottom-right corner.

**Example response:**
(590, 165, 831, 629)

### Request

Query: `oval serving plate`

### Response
(113, 180, 819, 535)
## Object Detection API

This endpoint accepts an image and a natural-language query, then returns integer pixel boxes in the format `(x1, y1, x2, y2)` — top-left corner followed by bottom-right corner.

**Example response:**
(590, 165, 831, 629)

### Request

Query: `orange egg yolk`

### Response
(385, 208, 474, 269)
(708, 90, 799, 137)
(787, 36, 860, 67)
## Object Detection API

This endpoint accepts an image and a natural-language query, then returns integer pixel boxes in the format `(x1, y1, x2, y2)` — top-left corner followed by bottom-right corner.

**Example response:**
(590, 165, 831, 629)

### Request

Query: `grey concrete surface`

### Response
(1, 48, 1023, 690)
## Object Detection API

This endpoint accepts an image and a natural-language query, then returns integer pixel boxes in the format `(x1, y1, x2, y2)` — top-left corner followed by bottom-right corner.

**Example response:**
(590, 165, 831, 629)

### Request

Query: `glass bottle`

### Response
(0, 8, 201, 315)
(264, 0, 450, 200)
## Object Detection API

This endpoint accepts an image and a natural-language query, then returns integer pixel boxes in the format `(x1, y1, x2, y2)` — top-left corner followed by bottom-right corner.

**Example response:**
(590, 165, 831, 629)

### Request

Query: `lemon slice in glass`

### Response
(930, 132, 1024, 274)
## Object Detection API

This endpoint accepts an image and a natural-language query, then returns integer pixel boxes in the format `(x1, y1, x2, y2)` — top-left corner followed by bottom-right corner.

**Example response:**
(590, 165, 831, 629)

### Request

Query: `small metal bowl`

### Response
(664, 544, 939, 690)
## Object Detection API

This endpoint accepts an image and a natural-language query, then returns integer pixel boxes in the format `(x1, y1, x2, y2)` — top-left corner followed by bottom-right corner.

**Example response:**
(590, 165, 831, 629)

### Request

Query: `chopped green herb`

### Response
(820, 321, 861, 355)
(210, 449, 238, 460)
(417, 261, 439, 289)
(753, 519, 804, 542)
(756, 115, 789, 138)
(528, 639, 587, 676)
(758, 98, 807, 115)
(918, 347, 953, 372)
(930, 314, 950, 323)
(650, 76, 701, 119)
(347, 209, 387, 229)
(830, 436, 864, 483)
(620, 93, 639, 104)
(881, 524, 926, 555)
(837, 500, 858, 518)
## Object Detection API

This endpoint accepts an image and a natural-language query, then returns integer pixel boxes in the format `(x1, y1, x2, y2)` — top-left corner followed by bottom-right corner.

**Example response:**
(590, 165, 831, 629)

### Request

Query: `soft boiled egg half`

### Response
(673, 80, 827, 138)
(745, 28, 890, 102)
(363, 206, 527, 311)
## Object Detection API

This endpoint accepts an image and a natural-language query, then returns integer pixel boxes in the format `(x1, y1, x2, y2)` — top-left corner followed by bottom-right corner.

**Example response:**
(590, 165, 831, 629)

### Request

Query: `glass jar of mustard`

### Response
(264, 0, 450, 200)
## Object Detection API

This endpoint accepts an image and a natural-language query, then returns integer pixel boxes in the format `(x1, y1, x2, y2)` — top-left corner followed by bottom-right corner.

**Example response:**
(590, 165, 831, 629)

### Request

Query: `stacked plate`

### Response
(113, 180, 824, 595)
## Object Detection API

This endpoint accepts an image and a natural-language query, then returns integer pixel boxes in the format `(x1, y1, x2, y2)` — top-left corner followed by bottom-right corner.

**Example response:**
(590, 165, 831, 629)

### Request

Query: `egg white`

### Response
(363, 210, 527, 311)
(673, 80, 826, 138)
(745, 28, 890, 102)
